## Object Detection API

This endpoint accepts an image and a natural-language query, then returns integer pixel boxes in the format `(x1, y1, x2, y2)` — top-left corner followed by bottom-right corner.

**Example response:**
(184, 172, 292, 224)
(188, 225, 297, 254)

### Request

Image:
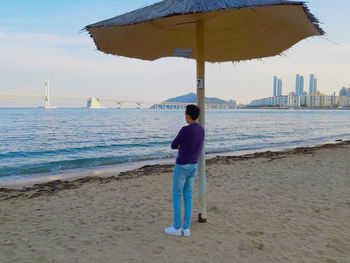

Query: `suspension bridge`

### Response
(0, 81, 234, 109)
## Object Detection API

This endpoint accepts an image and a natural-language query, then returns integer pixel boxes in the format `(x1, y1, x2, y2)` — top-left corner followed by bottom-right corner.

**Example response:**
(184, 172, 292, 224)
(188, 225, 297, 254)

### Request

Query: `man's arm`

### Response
(171, 127, 184, 149)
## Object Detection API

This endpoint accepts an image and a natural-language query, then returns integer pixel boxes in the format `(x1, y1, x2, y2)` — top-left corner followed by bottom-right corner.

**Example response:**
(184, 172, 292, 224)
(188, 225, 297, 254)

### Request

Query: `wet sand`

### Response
(1, 141, 350, 262)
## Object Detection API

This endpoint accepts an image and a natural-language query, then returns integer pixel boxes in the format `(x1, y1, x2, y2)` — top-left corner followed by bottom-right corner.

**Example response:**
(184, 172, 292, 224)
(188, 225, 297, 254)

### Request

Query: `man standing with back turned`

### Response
(165, 104, 205, 237)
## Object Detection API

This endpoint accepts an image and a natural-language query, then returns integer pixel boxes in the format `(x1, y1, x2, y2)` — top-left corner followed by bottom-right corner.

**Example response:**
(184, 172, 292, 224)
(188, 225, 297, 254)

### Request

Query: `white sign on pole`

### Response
(197, 78, 204, 89)
(173, 48, 192, 58)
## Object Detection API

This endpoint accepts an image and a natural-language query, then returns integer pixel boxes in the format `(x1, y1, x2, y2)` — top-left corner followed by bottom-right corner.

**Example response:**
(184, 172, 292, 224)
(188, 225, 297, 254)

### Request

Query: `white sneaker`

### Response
(182, 228, 190, 237)
(164, 226, 181, 236)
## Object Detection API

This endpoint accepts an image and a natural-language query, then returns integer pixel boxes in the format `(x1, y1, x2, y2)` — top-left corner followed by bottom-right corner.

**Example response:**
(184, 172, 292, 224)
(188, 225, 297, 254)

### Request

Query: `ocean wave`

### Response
(0, 140, 172, 160)
(0, 153, 174, 178)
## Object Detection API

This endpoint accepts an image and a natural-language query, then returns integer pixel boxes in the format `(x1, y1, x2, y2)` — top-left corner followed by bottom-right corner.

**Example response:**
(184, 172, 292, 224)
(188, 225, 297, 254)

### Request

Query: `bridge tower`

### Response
(43, 80, 56, 109)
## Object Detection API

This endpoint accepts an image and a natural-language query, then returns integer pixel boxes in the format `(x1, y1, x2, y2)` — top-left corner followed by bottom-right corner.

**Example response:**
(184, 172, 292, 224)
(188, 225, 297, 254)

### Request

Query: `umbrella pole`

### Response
(196, 20, 207, 223)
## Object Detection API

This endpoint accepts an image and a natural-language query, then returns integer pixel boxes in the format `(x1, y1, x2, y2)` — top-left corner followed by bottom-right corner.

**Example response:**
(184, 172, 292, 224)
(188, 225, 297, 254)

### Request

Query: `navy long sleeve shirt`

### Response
(171, 122, 205, 165)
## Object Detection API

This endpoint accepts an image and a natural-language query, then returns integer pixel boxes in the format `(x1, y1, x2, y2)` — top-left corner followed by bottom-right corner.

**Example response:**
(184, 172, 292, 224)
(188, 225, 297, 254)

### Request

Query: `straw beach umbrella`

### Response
(85, 0, 324, 222)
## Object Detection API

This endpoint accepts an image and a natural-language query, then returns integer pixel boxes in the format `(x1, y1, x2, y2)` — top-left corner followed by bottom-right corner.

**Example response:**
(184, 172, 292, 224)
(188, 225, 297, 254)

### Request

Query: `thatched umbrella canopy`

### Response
(85, 0, 324, 222)
(86, 0, 323, 62)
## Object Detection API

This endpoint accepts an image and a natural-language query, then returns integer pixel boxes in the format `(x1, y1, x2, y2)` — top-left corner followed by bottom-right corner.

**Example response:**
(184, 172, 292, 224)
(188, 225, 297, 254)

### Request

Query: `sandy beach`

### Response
(1, 141, 350, 263)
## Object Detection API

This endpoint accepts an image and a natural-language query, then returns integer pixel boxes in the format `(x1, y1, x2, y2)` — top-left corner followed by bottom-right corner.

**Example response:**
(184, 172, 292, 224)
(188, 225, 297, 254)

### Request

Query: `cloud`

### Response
(0, 30, 118, 74)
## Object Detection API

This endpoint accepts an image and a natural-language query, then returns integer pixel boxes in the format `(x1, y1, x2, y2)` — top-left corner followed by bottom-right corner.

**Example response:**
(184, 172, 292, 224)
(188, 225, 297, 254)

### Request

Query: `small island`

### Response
(151, 93, 239, 109)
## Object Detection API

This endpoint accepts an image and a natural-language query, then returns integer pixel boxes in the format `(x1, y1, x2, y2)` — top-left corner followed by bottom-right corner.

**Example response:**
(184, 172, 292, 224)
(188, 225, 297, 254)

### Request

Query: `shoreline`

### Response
(1, 136, 349, 188)
(1, 139, 349, 199)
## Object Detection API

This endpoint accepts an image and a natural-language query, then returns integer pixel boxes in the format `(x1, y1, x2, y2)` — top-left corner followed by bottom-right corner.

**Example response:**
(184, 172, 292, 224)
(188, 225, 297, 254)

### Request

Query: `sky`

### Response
(0, 0, 349, 107)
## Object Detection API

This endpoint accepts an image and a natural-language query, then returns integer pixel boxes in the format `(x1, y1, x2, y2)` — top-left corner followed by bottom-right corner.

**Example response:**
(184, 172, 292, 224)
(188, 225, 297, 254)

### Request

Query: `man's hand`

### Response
(177, 144, 181, 150)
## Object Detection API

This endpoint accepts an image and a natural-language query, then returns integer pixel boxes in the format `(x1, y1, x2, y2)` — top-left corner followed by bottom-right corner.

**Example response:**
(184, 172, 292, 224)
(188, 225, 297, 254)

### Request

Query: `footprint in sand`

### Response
(152, 245, 165, 255)
(238, 239, 265, 252)
(251, 240, 265, 250)
(130, 202, 142, 209)
(2, 249, 15, 258)
(325, 258, 339, 263)
(81, 240, 93, 246)
(246, 231, 264, 237)
(67, 247, 76, 253)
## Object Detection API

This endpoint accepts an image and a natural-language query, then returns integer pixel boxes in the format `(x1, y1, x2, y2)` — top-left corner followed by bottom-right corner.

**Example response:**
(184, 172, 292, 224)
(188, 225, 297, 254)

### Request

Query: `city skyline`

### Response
(0, 71, 347, 108)
(0, 1, 349, 107)
(270, 73, 342, 98)
(273, 76, 283, 97)
(250, 73, 349, 108)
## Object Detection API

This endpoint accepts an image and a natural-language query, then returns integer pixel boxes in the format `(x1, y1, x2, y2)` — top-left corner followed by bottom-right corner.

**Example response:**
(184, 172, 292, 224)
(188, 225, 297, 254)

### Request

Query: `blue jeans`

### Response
(172, 163, 197, 230)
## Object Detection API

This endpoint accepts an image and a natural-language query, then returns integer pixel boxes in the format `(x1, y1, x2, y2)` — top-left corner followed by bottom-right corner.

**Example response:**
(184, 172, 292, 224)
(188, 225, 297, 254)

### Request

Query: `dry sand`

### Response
(1, 142, 350, 263)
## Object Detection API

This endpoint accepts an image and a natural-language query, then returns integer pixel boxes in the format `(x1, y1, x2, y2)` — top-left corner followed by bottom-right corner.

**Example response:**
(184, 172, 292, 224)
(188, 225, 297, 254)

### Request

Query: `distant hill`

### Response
(165, 93, 232, 104)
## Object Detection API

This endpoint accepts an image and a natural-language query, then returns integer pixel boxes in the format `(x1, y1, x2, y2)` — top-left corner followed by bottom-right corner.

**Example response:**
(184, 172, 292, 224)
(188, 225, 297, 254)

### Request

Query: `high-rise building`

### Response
(273, 76, 282, 97)
(295, 74, 300, 96)
(309, 74, 318, 95)
(314, 78, 317, 94)
(273, 76, 278, 97)
(296, 74, 304, 96)
(309, 74, 314, 95)
(300, 76, 304, 95)
(277, 79, 282, 96)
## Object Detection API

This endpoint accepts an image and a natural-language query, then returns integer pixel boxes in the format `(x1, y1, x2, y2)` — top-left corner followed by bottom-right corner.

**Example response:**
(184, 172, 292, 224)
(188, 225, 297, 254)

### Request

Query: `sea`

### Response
(1, 108, 350, 184)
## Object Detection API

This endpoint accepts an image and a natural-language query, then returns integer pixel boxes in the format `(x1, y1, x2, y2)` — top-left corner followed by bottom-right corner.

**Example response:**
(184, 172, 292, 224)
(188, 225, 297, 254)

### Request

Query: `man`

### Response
(164, 104, 205, 237)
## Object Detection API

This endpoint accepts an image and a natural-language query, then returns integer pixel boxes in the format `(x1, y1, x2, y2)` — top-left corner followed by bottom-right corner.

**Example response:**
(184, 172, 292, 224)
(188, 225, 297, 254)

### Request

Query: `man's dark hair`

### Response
(186, 104, 200, 120)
